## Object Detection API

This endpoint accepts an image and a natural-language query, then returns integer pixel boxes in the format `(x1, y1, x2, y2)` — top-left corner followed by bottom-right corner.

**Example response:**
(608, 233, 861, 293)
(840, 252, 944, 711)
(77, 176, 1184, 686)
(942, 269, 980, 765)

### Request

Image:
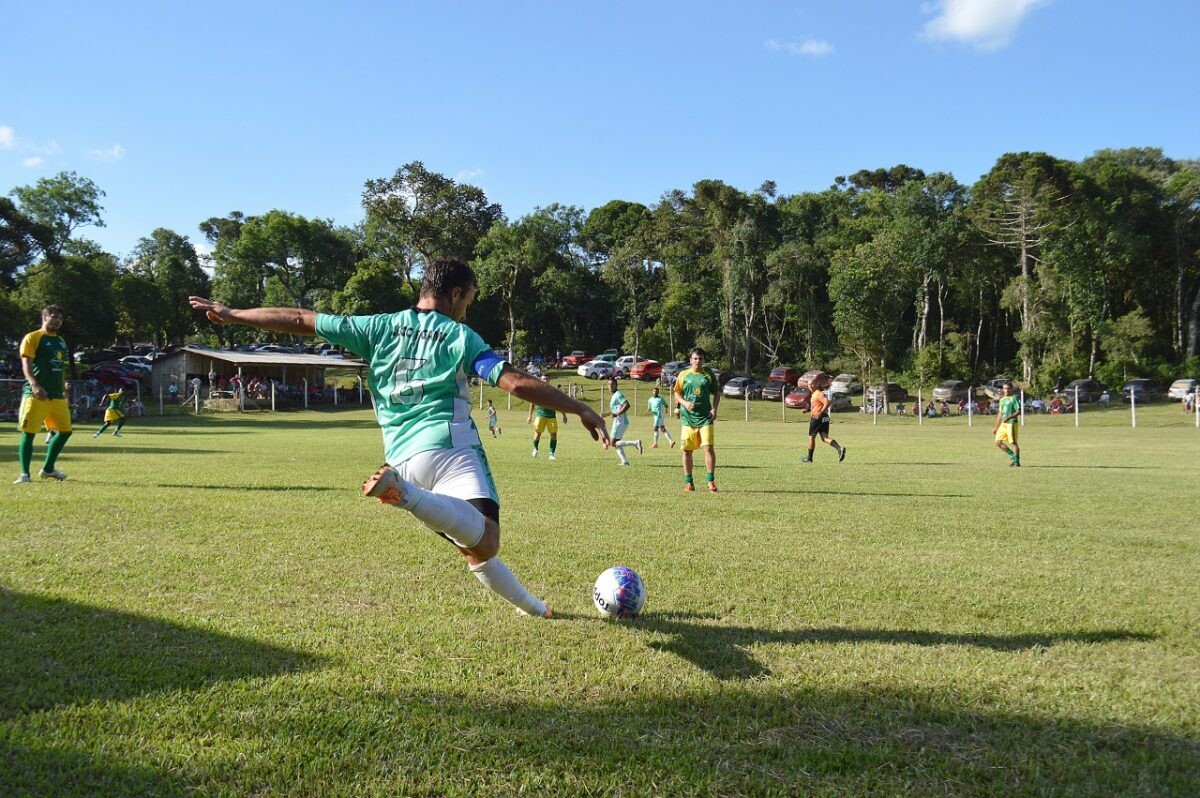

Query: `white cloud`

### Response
(0, 126, 14, 149)
(766, 37, 835, 57)
(454, 168, 484, 184)
(88, 144, 125, 161)
(22, 157, 44, 168)
(922, 0, 1049, 51)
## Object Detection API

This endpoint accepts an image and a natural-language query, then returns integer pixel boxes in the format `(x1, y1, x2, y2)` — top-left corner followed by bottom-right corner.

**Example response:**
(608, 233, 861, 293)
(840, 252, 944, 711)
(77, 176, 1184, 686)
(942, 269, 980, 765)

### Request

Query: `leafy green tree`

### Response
(8, 171, 105, 257)
(16, 248, 118, 357)
(0, 197, 56, 285)
(581, 200, 663, 358)
(331, 257, 415, 316)
(474, 205, 583, 360)
(113, 272, 163, 345)
(128, 228, 211, 344)
(362, 162, 502, 274)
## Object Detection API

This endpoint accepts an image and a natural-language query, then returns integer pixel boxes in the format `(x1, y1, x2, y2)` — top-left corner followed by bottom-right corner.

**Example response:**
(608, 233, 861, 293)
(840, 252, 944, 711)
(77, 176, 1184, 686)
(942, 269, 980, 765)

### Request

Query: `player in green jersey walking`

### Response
(673, 347, 720, 492)
(190, 259, 610, 618)
(604, 376, 642, 465)
(93, 386, 131, 438)
(993, 381, 1022, 467)
(527, 374, 566, 460)
(14, 305, 73, 484)
(647, 387, 674, 448)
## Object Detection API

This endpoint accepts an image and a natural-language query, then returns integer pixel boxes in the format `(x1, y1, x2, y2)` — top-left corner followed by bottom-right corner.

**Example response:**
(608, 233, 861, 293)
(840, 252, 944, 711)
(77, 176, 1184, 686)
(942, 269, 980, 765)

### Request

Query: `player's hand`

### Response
(31, 384, 47, 400)
(188, 296, 234, 324)
(578, 407, 611, 448)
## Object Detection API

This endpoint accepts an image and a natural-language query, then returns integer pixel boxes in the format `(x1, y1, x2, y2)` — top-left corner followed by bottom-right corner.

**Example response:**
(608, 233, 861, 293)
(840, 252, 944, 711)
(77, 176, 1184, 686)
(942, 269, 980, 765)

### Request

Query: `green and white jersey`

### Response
(999, 394, 1021, 423)
(315, 309, 506, 465)
(610, 389, 628, 419)
(647, 395, 667, 419)
(674, 367, 718, 427)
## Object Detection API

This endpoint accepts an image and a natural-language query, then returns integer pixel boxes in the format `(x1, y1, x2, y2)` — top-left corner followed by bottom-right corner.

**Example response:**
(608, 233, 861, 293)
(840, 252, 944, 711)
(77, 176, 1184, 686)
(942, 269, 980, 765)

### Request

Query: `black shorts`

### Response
(808, 415, 830, 436)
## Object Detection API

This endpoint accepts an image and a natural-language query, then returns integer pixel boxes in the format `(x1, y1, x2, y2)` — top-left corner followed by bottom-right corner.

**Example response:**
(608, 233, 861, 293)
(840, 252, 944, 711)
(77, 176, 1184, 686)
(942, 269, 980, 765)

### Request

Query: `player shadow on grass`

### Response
(624, 612, 1155, 681)
(0, 586, 324, 721)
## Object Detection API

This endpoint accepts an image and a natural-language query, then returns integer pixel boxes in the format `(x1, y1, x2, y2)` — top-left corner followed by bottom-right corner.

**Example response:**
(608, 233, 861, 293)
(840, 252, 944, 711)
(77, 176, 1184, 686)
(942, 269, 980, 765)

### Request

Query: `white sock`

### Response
(664, 430, 674, 443)
(616, 447, 629, 464)
(617, 440, 638, 448)
(470, 557, 547, 616)
(653, 431, 660, 445)
(397, 480, 485, 548)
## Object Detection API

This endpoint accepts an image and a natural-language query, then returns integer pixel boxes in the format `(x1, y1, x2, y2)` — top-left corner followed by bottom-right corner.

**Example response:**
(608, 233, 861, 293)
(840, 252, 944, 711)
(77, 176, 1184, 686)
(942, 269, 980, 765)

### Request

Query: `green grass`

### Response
(2, 395, 1198, 796)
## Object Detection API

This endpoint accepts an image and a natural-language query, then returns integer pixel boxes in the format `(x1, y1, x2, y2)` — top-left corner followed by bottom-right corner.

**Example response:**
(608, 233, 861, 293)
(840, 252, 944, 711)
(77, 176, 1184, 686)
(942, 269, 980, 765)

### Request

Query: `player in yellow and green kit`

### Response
(93, 386, 131, 438)
(14, 305, 73, 483)
(992, 381, 1022, 467)
(673, 346, 720, 492)
(527, 374, 566, 460)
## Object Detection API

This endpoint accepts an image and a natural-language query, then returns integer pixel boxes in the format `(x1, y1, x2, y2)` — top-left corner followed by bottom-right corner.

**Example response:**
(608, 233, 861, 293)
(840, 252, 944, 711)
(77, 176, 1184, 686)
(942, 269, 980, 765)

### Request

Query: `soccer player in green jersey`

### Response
(604, 376, 642, 466)
(190, 259, 609, 618)
(527, 374, 566, 460)
(14, 305, 73, 483)
(93, 386, 131, 438)
(993, 381, 1022, 467)
(647, 387, 674, 448)
(672, 347, 720, 492)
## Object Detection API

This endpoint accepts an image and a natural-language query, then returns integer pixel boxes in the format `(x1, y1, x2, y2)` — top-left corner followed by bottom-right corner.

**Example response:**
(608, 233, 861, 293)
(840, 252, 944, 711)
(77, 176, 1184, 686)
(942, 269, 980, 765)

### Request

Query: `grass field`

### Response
(2, 389, 1198, 796)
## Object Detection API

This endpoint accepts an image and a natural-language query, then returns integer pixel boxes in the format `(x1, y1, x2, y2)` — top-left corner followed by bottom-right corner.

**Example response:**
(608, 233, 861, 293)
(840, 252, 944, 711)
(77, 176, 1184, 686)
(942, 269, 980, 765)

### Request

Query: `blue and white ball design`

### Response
(593, 566, 646, 618)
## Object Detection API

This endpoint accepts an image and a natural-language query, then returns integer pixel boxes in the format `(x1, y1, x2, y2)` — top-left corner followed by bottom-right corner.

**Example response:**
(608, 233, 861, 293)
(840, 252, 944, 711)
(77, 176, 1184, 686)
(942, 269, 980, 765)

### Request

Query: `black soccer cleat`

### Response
(838, 446, 847, 463)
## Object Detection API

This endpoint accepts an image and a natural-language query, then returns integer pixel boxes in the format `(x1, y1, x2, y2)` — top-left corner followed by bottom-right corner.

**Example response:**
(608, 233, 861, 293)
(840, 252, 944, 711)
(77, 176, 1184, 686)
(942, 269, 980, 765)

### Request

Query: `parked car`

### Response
(612, 355, 650, 378)
(255, 343, 300, 354)
(827, 391, 853, 412)
(784, 386, 812, 410)
(767, 366, 801, 386)
(865, 383, 908, 403)
(830, 373, 862, 395)
(578, 359, 614, 379)
(1120, 378, 1162, 403)
(561, 350, 593, 368)
(981, 375, 1014, 399)
(90, 361, 145, 380)
(932, 380, 971, 403)
(1058, 378, 1105, 403)
(797, 370, 833, 391)
(760, 380, 790, 401)
(659, 360, 687, 387)
(722, 376, 762, 399)
(629, 360, 662, 381)
(1167, 378, 1199, 400)
(599, 348, 620, 359)
(119, 355, 154, 373)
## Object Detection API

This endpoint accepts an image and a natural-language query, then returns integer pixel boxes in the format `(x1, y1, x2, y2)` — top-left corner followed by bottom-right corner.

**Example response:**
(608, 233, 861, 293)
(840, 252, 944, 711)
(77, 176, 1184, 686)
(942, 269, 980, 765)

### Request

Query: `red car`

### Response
(560, 350, 593, 368)
(768, 366, 801, 385)
(784, 386, 812, 410)
(797, 370, 833, 391)
(629, 360, 662, 381)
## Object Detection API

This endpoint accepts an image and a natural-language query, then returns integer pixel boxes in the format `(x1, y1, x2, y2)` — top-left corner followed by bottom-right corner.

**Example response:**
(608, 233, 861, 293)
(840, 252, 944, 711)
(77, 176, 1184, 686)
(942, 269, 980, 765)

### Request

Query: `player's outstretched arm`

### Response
(188, 297, 317, 336)
(497, 366, 608, 446)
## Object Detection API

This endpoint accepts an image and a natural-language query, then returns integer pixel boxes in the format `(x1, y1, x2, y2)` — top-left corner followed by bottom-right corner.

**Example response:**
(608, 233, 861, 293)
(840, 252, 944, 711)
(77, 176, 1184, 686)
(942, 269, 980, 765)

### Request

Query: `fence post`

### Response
(1130, 387, 1136, 428)
(271, 381, 276, 412)
(1074, 387, 1079, 427)
(967, 387, 973, 427)
(918, 388, 922, 426)
(744, 389, 749, 422)
(358, 375, 364, 404)
(1020, 389, 1025, 426)
(159, 386, 163, 417)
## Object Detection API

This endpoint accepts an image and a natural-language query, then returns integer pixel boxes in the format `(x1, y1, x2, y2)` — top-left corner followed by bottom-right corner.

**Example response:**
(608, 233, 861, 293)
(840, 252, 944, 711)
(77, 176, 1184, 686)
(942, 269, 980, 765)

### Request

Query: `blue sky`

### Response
(2, 0, 1197, 260)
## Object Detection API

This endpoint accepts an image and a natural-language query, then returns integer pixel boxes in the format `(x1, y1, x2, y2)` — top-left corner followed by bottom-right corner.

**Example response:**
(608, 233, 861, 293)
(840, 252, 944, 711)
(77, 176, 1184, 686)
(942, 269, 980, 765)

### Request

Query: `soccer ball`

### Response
(592, 566, 646, 618)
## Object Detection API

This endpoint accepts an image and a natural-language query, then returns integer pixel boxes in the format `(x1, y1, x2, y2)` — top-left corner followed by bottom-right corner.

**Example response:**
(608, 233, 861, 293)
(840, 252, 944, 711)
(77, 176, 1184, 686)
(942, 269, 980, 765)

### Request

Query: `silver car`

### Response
(1167, 378, 1199, 400)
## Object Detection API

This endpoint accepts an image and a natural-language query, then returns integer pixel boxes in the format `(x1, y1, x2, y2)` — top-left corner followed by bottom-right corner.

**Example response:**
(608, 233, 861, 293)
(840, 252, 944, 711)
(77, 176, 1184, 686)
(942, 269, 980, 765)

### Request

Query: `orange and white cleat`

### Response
(362, 465, 404, 505)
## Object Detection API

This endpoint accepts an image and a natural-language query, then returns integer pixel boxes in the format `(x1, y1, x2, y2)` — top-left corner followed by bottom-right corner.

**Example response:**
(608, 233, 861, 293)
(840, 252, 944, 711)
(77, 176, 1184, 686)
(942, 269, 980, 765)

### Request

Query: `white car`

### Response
(830, 373, 862, 395)
(578, 360, 615, 379)
(612, 355, 650, 378)
(1167, 378, 1199, 400)
(119, 355, 154, 373)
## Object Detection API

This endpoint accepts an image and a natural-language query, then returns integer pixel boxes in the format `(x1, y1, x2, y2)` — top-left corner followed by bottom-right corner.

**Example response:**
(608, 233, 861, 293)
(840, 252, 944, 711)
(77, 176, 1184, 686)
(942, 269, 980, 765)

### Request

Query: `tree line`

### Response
(3, 148, 1198, 392)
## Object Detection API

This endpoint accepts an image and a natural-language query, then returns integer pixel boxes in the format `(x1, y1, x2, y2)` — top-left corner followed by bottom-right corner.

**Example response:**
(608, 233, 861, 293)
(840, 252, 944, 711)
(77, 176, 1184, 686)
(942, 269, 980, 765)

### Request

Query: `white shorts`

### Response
(652, 414, 666, 428)
(395, 446, 500, 505)
(611, 415, 629, 440)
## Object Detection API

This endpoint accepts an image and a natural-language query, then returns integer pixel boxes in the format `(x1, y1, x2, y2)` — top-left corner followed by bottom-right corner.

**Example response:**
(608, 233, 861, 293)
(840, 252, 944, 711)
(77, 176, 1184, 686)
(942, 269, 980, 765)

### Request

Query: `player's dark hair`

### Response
(689, 347, 707, 359)
(41, 304, 64, 317)
(420, 257, 477, 299)
(1003, 380, 1014, 389)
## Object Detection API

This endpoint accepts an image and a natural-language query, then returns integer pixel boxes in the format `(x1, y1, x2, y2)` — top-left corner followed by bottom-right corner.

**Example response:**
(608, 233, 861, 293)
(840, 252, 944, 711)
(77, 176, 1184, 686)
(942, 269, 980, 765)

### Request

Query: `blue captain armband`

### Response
(472, 351, 508, 385)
